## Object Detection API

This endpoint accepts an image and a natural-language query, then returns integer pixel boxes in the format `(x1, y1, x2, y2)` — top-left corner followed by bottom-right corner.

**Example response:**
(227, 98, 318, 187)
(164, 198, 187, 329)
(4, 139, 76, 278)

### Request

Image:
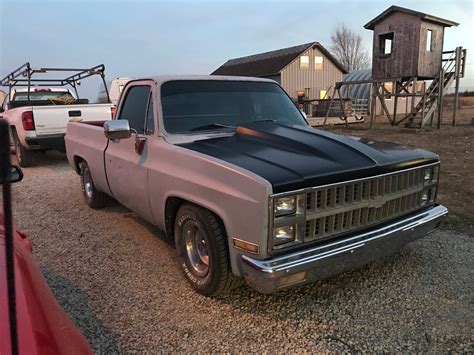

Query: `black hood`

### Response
(178, 122, 438, 193)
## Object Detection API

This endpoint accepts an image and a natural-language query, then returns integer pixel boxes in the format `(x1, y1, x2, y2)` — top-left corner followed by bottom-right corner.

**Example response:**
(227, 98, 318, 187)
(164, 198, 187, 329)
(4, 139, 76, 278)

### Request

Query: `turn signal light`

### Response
(21, 111, 35, 131)
(232, 238, 259, 254)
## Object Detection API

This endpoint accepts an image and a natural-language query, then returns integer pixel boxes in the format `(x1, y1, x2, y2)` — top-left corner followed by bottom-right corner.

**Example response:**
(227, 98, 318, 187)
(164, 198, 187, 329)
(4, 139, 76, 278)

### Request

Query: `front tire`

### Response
(12, 130, 36, 167)
(175, 203, 241, 296)
(80, 161, 108, 209)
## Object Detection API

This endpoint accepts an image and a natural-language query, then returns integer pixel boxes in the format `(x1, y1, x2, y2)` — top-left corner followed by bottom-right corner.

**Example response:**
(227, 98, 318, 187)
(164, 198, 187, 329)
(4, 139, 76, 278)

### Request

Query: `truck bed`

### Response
(65, 121, 111, 195)
(28, 103, 113, 136)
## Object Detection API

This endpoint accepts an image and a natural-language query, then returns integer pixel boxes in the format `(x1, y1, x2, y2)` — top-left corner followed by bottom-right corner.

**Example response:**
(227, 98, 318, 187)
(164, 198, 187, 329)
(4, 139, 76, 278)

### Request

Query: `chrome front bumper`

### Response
(241, 204, 448, 294)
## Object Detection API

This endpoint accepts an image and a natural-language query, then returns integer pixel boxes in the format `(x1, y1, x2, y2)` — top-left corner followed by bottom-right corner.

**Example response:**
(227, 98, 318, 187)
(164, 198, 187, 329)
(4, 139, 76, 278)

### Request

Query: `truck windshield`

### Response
(161, 80, 307, 134)
(13, 91, 74, 101)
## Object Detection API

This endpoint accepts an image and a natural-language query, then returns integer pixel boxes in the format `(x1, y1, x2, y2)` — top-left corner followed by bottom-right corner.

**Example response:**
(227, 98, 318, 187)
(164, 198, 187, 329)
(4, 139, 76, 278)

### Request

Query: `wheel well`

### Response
(164, 197, 227, 240)
(73, 156, 84, 174)
(10, 125, 17, 139)
(165, 197, 185, 239)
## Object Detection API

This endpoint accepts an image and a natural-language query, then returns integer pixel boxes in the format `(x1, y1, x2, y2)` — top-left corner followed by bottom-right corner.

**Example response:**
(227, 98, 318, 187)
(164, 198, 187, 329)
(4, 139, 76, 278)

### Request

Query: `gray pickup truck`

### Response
(65, 76, 448, 296)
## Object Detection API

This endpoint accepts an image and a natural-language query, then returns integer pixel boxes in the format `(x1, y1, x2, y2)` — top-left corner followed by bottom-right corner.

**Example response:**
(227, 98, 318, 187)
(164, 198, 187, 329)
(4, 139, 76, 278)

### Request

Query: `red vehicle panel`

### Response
(0, 210, 92, 355)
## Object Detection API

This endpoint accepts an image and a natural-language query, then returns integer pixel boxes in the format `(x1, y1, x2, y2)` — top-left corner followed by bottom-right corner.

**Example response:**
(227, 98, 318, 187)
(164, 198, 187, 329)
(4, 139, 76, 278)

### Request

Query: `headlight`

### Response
(423, 168, 433, 183)
(273, 225, 295, 246)
(423, 165, 439, 184)
(274, 196, 296, 217)
(421, 189, 431, 205)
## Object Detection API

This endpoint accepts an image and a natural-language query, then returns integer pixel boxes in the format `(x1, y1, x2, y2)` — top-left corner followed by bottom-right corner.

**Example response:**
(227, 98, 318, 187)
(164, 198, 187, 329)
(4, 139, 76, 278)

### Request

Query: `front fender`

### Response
(146, 139, 273, 276)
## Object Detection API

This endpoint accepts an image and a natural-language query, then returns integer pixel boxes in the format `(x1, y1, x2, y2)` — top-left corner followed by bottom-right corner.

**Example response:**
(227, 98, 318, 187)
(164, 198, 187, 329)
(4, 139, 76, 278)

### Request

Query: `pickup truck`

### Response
(0, 88, 113, 167)
(65, 76, 448, 296)
(0, 63, 114, 166)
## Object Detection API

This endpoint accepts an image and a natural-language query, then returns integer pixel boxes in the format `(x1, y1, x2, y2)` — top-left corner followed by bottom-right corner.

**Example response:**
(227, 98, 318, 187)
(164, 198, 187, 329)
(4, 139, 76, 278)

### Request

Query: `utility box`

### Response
(364, 6, 458, 80)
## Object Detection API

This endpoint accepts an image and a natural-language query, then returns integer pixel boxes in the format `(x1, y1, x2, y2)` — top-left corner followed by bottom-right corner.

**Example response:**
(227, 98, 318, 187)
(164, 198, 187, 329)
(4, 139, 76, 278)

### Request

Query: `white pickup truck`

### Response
(65, 76, 448, 296)
(0, 63, 114, 166)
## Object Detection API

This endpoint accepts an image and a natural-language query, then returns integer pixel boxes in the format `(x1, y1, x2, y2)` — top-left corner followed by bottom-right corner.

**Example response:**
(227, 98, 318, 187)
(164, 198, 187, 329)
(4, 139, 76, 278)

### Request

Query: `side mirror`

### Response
(104, 119, 131, 140)
(0, 166, 23, 185)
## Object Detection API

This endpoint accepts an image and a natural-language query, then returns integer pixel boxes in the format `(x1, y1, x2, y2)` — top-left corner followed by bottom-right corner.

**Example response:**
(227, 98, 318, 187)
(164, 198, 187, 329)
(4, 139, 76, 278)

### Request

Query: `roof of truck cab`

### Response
(130, 75, 277, 86)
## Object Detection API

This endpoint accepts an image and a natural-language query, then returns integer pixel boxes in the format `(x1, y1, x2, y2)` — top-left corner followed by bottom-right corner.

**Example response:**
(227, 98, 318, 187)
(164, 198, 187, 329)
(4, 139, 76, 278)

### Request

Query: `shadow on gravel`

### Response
(10, 151, 70, 172)
(130, 214, 173, 246)
(100, 200, 173, 246)
(216, 248, 411, 316)
(42, 269, 124, 353)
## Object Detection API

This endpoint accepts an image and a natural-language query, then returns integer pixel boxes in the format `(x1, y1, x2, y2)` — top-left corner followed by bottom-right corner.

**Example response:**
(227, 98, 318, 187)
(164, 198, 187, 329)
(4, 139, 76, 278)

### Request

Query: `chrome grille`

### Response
(303, 166, 436, 242)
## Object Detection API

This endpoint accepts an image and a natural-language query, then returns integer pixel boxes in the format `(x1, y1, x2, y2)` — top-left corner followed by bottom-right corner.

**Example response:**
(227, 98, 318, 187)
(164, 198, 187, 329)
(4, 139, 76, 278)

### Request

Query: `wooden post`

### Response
(370, 83, 377, 129)
(411, 77, 417, 116)
(437, 69, 445, 129)
(393, 81, 398, 125)
(452, 46, 462, 127)
(323, 87, 336, 126)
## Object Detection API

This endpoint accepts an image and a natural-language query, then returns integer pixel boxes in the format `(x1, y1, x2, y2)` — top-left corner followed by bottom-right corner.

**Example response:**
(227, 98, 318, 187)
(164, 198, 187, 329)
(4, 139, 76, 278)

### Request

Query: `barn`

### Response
(212, 42, 347, 105)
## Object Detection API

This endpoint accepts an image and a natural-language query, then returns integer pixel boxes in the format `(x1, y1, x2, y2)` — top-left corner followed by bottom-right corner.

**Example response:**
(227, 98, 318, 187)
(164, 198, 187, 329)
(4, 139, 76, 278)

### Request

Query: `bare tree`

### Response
(330, 23, 371, 72)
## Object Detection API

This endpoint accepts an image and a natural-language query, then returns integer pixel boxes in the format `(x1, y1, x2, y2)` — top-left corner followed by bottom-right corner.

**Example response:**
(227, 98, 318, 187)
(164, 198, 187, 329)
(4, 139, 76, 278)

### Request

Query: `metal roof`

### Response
(341, 69, 372, 100)
(212, 42, 347, 76)
(364, 5, 459, 30)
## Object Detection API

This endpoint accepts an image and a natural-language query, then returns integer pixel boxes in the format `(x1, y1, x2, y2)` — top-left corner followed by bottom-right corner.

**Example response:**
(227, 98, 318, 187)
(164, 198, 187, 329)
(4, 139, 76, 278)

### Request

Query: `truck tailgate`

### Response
(32, 104, 112, 136)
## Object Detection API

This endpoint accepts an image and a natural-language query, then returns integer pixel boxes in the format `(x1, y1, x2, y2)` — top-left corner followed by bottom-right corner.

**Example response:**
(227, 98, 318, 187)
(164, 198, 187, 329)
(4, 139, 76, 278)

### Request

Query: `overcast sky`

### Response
(1, 0, 473, 100)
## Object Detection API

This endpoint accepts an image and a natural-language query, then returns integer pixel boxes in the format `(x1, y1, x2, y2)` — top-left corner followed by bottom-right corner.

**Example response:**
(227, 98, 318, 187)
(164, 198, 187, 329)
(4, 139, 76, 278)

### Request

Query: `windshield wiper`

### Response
(252, 119, 276, 123)
(189, 123, 236, 132)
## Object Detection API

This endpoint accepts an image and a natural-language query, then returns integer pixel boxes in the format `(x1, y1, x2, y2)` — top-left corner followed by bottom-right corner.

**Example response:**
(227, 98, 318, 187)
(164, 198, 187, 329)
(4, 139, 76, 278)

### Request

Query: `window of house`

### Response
(416, 81, 425, 93)
(315, 56, 323, 70)
(319, 90, 327, 99)
(379, 32, 394, 55)
(426, 30, 433, 51)
(383, 82, 393, 99)
(300, 56, 309, 69)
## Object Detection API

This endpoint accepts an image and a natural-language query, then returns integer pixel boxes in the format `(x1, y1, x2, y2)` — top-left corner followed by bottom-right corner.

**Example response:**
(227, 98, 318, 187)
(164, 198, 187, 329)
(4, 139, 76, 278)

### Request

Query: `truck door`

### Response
(104, 82, 156, 223)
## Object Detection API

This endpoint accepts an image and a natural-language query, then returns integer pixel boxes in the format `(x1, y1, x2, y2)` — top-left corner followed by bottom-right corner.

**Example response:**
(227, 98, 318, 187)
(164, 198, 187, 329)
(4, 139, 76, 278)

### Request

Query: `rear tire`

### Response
(12, 130, 36, 167)
(80, 161, 108, 209)
(175, 203, 242, 297)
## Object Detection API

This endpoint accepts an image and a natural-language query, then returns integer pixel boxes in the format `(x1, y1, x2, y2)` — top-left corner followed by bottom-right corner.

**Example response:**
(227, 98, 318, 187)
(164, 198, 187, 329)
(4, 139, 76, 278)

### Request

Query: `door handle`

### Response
(135, 136, 147, 154)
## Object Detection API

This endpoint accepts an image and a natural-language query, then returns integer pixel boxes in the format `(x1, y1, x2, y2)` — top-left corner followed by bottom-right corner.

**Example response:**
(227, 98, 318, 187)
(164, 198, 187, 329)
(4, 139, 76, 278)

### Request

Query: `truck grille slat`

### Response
(304, 166, 435, 242)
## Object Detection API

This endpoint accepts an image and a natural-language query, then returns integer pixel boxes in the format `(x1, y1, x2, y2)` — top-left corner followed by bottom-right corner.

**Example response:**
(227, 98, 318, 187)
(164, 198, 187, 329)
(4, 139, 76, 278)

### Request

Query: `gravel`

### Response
(6, 152, 474, 353)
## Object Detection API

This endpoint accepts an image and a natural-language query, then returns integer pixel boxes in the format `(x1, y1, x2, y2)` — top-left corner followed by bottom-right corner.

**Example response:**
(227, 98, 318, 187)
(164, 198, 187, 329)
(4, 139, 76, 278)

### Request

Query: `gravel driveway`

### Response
(7, 153, 474, 353)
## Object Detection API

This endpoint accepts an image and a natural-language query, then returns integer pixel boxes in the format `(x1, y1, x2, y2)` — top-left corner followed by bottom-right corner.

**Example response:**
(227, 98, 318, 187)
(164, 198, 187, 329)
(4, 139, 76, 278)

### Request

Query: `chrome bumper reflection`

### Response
(242, 204, 448, 294)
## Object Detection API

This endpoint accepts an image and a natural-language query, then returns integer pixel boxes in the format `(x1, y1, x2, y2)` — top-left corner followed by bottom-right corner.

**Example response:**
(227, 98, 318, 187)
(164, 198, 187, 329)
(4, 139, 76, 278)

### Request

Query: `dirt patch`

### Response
(323, 97, 474, 235)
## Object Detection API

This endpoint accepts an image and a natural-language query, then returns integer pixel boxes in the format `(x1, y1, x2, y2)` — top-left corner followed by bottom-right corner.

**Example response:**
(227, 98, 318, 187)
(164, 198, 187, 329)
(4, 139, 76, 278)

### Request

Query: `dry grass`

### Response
(322, 96, 474, 235)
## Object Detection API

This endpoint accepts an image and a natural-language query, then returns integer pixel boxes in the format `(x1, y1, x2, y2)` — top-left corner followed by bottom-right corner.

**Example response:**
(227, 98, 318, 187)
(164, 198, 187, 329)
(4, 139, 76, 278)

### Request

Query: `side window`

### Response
(379, 32, 394, 56)
(145, 95, 154, 134)
(426, 29, 433, 51)
(118, 85, 150, 133)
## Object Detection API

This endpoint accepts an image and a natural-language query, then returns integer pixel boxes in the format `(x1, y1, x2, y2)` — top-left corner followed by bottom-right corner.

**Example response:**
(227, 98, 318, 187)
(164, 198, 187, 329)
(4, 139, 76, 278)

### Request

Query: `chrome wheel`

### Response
(183, 221, 210, 277)
(14, 136, 22, 162)
(83, 167, 93, 199)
